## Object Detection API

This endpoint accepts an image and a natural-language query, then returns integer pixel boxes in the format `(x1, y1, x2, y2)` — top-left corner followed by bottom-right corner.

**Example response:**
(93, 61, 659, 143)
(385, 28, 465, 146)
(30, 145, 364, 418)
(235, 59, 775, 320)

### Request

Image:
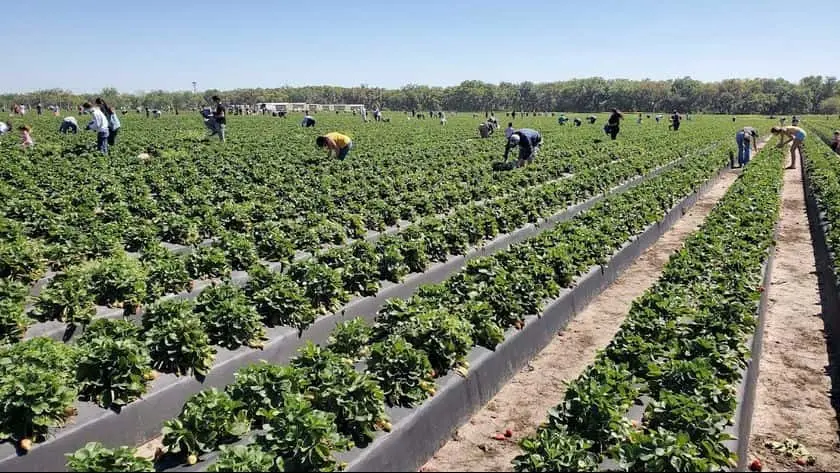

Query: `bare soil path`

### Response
(421, 164, 746, 472)
(747, 161, 840, 472)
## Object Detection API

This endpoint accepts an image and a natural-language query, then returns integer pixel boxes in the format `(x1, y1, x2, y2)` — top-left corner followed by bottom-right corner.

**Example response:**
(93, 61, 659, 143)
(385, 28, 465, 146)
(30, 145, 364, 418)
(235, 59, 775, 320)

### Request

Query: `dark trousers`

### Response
(96, 131, 109, 154)
(107, 128, 119, 146)
(59, 122, 78, 134)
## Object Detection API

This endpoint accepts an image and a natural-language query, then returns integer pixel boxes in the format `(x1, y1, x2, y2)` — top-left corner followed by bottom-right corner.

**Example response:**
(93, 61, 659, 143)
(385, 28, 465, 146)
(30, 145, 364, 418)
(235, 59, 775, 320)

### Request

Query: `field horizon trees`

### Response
(3, 75, 839, 115)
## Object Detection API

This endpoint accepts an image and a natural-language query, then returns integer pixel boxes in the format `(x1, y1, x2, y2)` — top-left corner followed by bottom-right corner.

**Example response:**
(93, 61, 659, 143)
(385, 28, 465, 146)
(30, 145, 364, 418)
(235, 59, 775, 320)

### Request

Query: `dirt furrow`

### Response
(421, 164, 746, 472)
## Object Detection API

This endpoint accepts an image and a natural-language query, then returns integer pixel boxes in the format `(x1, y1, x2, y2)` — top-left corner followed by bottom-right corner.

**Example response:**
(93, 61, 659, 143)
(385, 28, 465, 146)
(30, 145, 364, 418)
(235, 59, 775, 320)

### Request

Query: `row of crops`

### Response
(514, 146, 784, 471)
(0, 114, 771, 471)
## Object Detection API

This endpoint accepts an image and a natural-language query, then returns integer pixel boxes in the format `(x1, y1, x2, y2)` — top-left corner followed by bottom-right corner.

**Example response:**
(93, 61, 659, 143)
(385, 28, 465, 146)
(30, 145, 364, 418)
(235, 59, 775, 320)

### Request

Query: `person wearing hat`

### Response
(558, 114, 569, 125)
(316, 132, 353, 160)
(503, 128, 542, 168)
(573, 117, 582, 127)
(587, 115, 597, 124)
(736, 126, 758, 167)
(478, 121, 494, 138)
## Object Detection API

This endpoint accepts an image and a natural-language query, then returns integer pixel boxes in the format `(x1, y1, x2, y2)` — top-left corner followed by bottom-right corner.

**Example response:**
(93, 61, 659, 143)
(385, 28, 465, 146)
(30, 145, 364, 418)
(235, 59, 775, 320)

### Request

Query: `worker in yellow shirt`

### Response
(316, 132, 353, 160)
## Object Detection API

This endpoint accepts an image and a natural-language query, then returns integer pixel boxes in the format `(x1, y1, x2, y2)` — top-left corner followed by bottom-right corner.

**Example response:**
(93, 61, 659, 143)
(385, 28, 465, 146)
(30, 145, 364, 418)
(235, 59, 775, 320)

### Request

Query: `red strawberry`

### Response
(504, 429, 513, 438)
(750, 459, 763, 471)
(492, 433, 506, 441)
(796, 458, 806, 466)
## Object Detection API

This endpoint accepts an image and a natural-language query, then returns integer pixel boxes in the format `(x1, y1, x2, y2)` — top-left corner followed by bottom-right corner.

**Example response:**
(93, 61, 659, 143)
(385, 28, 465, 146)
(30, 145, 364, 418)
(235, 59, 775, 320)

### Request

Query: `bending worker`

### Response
(504, 128, 542, 168)
(771, 125, 807, 169)
(316, 132, 353, 160)
(301, 113, 316, 127)
(59, 116, 79, 134)
(478, 121, 494, 138)
(735, 126, 758, 167)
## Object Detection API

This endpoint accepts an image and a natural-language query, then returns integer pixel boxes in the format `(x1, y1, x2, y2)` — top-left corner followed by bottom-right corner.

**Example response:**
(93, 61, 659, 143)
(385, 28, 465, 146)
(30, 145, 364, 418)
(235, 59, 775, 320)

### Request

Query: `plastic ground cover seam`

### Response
(0, 150, 722, 472)
(159, 160, 731, 473)
(22, 145, 692, 345)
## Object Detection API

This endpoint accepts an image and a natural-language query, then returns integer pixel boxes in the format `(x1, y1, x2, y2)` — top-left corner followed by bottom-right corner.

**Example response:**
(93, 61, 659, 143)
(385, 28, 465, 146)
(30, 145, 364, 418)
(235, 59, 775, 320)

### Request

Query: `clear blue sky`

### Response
(4, 0, 837, 93)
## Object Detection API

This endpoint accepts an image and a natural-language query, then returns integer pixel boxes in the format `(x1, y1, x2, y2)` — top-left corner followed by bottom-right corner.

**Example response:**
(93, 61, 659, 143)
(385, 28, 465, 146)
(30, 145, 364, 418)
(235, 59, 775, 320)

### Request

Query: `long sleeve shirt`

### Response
(504, 129, 541, 160)
(88, 108, 109, 133)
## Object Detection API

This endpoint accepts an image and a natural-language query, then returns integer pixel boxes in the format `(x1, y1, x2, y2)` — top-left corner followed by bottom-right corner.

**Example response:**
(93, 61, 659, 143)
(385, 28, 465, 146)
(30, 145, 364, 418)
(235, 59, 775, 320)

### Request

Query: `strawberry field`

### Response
(0, 112, 800, 472)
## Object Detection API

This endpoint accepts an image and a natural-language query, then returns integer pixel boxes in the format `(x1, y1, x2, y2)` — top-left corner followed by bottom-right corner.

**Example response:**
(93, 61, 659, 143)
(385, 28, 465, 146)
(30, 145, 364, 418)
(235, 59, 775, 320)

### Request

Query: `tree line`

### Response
(3, 76, 840, 115)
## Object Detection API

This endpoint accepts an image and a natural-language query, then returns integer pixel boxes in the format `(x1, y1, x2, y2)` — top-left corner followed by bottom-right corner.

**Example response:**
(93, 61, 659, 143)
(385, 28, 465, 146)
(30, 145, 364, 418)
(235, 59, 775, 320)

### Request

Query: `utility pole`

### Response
(192, 81, 197, 94)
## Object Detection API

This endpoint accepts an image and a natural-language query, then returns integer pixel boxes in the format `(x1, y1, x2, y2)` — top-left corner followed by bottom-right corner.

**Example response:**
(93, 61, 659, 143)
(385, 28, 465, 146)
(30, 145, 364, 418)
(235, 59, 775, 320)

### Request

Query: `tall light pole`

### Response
(192, 81, 197, 94)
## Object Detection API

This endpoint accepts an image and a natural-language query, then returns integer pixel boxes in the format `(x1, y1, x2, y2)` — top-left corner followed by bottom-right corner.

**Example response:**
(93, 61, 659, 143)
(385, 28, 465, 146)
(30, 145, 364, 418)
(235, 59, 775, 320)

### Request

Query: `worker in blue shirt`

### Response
(504, 128, 542, 168)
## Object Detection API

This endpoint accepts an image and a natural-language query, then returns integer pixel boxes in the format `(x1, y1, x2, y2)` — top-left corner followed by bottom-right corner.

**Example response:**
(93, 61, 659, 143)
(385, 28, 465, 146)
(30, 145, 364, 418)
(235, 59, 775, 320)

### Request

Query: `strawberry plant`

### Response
(256, 393, 351, 472)
(226, 362, 308, 423)
(65, 442, 154, 472)
(194, 283, 266, 350)
(87, 252, 147, 314)
(32, 266, 97, 327)
(247, 267, 316, 331)
(216, 232, 259, 271)
(392, 308, 474, 374)
(207, 444, 280, 472)
(252, 221, 295, 263)
(140, 244, 191, 300)
(0, 279, 28, 344)
(145, 306, 216, 377)
(76, 324, 153, 409)
(290, 342, 387, 445)
(188, 246, 232, 280)
(513, 428, 600, 472)
(162, 388, 250, 460)
(376, 237, 410, 282)
(0, 236, 47, 283)
(326, 317, 373, 360)
(141, 298, 195, 330)
(288, 261, 348, 312)
(367, 335, 435, 407)
(0, 338, 78, 445)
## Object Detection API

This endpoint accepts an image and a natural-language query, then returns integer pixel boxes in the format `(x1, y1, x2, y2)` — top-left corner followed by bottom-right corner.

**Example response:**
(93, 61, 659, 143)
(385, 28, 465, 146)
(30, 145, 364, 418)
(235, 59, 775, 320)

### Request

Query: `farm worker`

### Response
(373, 108, 381, 122)
(587, 115, 597, 124)
(211, 96, 226, 142)
(153, 109, 162, 118)
(200, 107, 216, 132)
(830, 131, 840, 153)
(488, 114, 498, 128)
(316, 132, 353, 160)
(637, 113, 642, 124)
(96, 98, 121, 147)
(558, 115, 568, 125)
(573, 118, 582, 127)
(440, 112, 447, 125)
(669, 110, 681, 131)
(504, 128, 542, 168)
(605, 109, 623, 140)
(735, 126, 758, 167)
(0, 120, 11, 136)
(655, 114, 662, 124)
(361, 107, 368, 122)
(59, 116, 79, 134)
(771, 125, 807, 169)
(478, 122, 493, 138)
(505, 122, 515, 139)
(792, 116, 800, 126)
(301, 114, 316, 127)
(36, 103, 42, 115)
(19, 125, 34, 148)
(83, 101, 110, 154)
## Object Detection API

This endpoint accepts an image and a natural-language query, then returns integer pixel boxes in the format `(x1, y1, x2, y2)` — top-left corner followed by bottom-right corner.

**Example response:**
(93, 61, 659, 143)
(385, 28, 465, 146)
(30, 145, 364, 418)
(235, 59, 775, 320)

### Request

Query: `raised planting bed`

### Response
(512, 146, 784, 472)
(148, 143, 733, 473)
(0, 146, 713, 472)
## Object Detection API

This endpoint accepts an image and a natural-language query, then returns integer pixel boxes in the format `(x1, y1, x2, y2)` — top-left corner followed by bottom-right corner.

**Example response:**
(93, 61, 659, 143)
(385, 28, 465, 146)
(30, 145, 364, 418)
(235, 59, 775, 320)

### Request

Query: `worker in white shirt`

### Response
(59, 116, 79, 134)
(82, 101, 110, 154)
(301, 113, 316, 127)
(0, 121, 10, 136)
